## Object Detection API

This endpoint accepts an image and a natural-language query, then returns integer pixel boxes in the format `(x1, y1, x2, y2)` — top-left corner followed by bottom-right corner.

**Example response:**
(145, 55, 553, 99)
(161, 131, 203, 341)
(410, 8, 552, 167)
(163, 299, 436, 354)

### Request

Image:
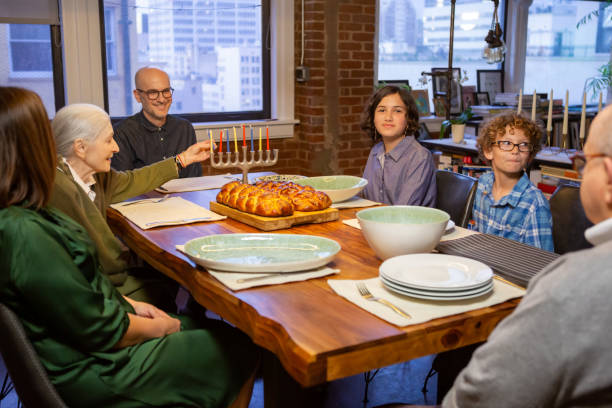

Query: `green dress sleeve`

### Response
(6, 209, 130, 352)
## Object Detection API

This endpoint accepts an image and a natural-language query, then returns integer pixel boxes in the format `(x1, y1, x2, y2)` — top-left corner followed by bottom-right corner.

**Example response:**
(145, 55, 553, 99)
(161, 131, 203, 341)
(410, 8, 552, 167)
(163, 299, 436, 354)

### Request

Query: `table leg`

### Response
(262, 351, 326, 408)
(434, 343, 480, 404)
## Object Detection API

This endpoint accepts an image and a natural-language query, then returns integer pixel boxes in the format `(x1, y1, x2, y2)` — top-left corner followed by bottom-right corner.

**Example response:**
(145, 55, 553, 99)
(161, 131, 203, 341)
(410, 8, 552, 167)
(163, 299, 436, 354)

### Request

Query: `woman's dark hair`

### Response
(0, 87, 56, 209)
(360, 85, 420, 142)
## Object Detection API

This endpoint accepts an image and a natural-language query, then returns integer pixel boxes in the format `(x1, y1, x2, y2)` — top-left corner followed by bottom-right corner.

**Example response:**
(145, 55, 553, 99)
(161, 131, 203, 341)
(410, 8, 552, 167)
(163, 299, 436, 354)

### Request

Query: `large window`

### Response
(523, 0, 611, 105)
(377, 0, 504, 108)
(101, 0, 270, 121)
(0, 23, 63, 115)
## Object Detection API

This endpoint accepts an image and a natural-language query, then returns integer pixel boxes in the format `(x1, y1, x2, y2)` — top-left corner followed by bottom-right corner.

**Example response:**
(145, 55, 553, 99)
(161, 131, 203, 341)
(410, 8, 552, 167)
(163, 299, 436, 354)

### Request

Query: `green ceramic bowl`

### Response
(356, 206, 450, 260)
(295, 175, 368, 203)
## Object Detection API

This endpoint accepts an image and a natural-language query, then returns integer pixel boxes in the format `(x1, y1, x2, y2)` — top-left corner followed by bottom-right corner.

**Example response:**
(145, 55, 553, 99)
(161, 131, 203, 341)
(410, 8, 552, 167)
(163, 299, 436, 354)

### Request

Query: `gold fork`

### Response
(356, 282, 411, 319)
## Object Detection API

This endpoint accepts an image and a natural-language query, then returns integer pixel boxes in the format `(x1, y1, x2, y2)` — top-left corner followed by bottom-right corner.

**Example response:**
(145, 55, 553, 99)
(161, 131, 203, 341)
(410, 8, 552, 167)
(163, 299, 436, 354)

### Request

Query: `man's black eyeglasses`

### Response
(571, 152, 607, 176)
(136, 87, 174, 100)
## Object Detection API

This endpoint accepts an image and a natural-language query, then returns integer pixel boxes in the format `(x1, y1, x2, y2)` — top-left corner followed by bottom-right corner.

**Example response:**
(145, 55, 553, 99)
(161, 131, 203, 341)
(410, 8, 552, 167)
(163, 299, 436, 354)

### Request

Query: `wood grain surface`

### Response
(209, 201, 339, 231)
(107, 174, 520, 388)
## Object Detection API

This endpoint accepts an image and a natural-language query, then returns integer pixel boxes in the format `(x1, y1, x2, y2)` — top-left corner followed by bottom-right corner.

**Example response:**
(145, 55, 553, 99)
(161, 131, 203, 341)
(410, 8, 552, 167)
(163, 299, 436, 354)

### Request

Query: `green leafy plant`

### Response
(584, 62, 611, 101)
(577, 2, 612, 101)
(440, 107, 473, 137)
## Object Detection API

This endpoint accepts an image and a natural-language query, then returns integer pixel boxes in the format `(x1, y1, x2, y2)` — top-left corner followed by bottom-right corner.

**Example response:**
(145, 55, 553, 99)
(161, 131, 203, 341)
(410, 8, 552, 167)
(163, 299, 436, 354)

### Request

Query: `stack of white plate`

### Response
(379, 254, 493, 301)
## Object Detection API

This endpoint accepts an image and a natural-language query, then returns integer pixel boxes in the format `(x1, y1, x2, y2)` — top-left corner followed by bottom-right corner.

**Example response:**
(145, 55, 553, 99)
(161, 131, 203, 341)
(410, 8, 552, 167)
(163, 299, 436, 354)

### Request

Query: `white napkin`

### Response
(207, 267, 340, 290)
(331, 197, 381, 209)
(156, 174, 240, 193)
(342, 218, 477, 241)
(111, 196, 226, 229)
(327, 277, 525, 327)
(342, 218, 361, 229)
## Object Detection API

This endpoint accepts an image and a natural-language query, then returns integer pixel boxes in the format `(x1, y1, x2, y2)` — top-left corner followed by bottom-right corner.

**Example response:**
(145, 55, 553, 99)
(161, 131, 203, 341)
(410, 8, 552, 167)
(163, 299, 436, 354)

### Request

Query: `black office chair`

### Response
(549, 184, 593, 254)
(0, 303, 68, 408)
(435, 170, 478, 228)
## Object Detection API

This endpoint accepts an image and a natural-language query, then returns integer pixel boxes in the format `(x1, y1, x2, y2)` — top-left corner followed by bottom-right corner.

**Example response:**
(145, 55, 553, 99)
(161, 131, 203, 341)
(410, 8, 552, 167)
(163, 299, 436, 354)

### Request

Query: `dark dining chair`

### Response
(549, 184, 593, 254)
(0, 302, 68, 408)
(435, 170, 478, 228)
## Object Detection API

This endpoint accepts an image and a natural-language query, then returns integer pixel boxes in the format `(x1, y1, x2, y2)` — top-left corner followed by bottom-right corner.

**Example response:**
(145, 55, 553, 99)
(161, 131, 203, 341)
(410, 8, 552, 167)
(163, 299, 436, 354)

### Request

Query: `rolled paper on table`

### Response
(517, 88, 523, 113)
(579, 92, 586, 141)
(546, 89, 553, 132)
(531, 90, 537, 121)
(599, 92, 603, 112)
(562, 90, 569, 136)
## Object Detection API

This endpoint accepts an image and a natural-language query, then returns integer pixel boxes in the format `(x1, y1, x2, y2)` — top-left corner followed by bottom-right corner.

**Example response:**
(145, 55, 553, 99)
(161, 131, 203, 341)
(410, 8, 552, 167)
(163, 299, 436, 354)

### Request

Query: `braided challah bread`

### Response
(254, 180, 332, 212)
(216, 180, 332, 217)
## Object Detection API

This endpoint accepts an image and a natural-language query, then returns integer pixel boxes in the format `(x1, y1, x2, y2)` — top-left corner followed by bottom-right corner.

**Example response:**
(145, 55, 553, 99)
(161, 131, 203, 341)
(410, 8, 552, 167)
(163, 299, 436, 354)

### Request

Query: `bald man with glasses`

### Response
(112, 67, 202, 178)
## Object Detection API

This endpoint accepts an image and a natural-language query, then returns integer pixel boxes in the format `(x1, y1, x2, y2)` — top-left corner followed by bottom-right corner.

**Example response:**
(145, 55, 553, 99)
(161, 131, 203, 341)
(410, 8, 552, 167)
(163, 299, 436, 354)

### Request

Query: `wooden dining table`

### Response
(106, 173, 521, 407)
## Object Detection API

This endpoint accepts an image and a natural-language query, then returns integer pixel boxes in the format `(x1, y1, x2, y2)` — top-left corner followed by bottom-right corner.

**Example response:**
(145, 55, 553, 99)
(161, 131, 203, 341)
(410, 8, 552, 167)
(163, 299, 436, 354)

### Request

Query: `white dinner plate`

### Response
(380, 275, 493, 297)
(379, 254, 493, 291)
(182, 233, 341, 273)
(382, 278, 494, 301)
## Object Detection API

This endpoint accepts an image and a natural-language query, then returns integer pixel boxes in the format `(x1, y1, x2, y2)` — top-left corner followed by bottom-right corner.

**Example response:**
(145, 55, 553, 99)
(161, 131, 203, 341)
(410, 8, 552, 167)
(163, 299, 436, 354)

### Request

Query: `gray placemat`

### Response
(435, 234, 559, 288)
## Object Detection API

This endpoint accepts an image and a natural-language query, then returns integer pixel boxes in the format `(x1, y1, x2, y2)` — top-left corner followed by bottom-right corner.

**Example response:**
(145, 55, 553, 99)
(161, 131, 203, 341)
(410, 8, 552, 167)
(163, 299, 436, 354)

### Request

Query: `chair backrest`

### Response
(435, 170, 478, 228)
(549, 184, 593, 255)
(0, 303, 67, 408)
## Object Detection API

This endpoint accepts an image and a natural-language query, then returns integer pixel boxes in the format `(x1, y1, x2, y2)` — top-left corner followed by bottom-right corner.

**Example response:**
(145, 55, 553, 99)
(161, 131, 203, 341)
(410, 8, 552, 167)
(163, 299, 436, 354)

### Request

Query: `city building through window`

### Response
(101, 0, 270, 122)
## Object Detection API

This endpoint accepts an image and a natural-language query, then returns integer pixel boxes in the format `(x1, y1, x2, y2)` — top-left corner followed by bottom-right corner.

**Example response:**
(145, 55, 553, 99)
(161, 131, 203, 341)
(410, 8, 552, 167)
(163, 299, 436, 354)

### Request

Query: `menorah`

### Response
(210, 146, 279, 184)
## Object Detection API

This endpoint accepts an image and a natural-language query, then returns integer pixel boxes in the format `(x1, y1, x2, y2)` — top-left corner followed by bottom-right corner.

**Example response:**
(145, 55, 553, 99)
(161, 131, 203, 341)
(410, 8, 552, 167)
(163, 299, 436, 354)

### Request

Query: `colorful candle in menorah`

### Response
(210, 127, 278, 184)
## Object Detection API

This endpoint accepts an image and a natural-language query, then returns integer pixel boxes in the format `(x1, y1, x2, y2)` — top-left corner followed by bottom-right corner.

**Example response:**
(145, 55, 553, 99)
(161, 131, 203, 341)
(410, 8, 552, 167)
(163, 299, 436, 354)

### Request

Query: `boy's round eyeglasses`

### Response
(571, 152, 608, 176)
(491, 140, 534, 152)
(136, 87, 174, 100)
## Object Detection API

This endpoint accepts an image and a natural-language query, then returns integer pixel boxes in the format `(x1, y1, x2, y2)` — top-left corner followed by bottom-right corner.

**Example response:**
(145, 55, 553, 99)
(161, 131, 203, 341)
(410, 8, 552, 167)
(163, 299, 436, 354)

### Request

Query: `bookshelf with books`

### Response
(424, 137, 578, 196)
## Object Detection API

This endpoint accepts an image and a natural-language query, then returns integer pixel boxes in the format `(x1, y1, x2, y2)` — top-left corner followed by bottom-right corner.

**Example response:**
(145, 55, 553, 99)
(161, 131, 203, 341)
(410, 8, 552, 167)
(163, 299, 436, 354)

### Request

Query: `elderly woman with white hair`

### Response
(49, 103, 211, 310)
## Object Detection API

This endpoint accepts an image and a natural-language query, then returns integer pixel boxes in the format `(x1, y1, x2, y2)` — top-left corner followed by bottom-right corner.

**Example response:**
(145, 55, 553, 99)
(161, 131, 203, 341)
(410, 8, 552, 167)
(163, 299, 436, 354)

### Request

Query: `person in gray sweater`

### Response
(440, 102, 612, 407)
(398, 103, 612, 408)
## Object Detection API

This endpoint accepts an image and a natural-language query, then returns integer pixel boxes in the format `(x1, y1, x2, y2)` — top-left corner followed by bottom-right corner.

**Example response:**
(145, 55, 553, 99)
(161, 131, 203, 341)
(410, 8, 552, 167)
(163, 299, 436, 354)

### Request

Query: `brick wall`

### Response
(283, 0, 376, 177)
(203, 0, 377, 178)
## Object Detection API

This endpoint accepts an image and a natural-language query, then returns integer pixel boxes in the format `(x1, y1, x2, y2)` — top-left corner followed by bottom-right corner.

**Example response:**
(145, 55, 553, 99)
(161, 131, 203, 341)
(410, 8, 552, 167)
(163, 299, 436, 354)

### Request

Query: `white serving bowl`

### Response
(295, 175, 368, 203)
(356, 206, 450, 260)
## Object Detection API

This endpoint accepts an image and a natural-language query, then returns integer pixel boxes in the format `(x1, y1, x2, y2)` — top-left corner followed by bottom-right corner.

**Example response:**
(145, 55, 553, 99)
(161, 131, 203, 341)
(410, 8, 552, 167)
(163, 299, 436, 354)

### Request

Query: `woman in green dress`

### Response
(49, 103, 213, 310)
(0, 86, 258, 407)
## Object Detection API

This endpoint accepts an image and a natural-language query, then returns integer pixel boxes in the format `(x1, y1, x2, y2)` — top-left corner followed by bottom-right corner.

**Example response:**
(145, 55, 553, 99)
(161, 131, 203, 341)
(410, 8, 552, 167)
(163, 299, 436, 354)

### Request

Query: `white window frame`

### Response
(60, 0, 297, 140)
(8, 23, 54, 78)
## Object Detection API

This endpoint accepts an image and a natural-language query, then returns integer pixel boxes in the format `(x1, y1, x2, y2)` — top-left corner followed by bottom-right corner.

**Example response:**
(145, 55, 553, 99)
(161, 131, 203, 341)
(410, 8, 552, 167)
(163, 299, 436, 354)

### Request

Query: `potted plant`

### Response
(440, 107, 473, 143)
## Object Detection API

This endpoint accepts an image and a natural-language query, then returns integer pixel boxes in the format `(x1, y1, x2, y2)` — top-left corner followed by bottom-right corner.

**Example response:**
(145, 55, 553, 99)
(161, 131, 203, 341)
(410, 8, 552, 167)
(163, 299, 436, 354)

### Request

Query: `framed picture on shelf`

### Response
(461, 85, 476, 109)
(433, 96, 448, 117)
(477, 69, 504, 104)
(417, 123, 431, 140)
(431, 67, 462, 114)
(475, 91, 490, 105)
(411, 89, 430, 116)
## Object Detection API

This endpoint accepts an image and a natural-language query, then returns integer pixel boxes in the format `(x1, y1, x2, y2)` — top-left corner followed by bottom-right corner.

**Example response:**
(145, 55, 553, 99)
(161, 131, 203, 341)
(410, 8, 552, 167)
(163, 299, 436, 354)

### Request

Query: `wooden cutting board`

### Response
(210, 201, 339, 231)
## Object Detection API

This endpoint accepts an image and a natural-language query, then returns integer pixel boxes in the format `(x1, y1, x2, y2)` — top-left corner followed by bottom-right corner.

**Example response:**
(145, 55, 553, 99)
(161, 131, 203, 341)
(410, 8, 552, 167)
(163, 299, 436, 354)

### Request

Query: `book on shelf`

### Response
(494, 92, 541, 108)
(539, 165, 581, 182)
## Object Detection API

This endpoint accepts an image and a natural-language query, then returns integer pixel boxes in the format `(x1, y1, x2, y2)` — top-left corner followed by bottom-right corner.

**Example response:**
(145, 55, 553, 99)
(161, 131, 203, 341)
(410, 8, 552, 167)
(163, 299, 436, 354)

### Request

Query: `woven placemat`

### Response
(436, 233, 559, 288)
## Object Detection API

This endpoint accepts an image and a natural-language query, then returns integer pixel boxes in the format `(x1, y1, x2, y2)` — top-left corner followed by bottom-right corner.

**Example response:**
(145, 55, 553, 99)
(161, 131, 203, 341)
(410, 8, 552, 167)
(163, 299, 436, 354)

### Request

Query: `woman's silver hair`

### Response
(52, 103, 111, 158)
